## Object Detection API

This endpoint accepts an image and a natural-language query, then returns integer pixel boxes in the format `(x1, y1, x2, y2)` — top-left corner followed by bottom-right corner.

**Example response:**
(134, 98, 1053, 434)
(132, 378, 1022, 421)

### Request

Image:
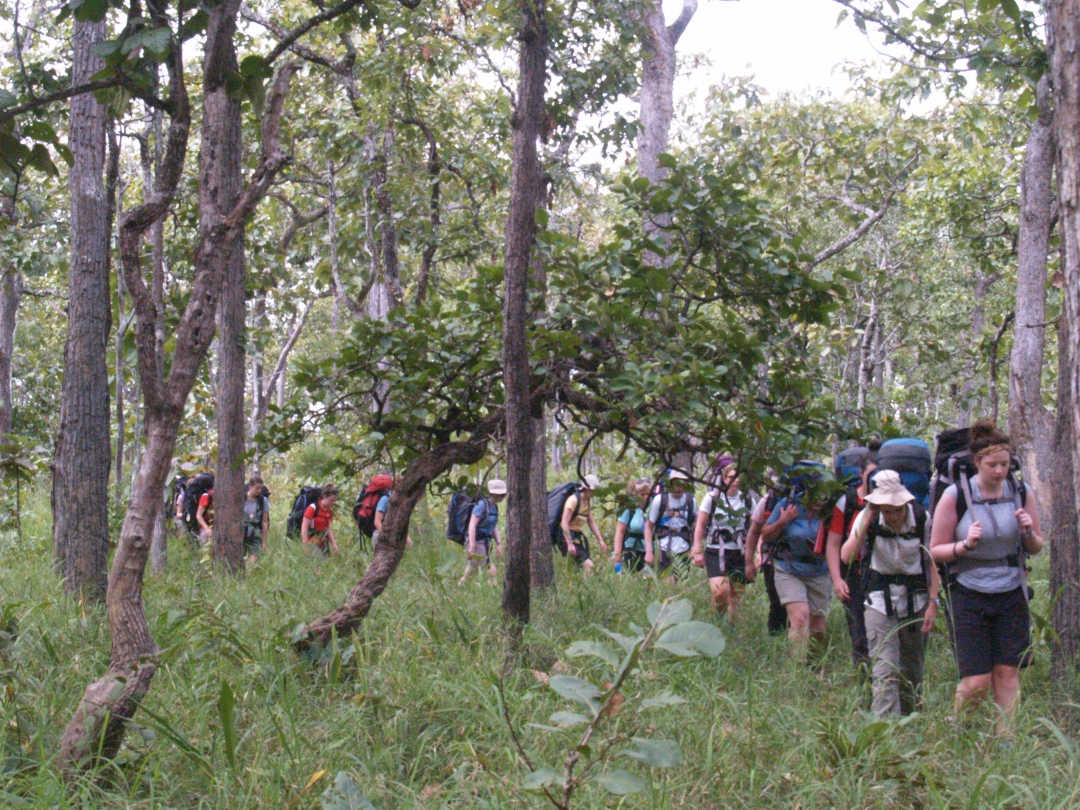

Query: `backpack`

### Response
(876, 438, 932, 507)
(183, 472, 214, 533)
(287, 486, 323, 539)
(352, 474, 395, 538)
(171, 474, 189, 515)
(862, 502, 931, 618)
(243, 483, 271, 527)
(446, 493, 491, 545)
(835, 446, 870, 487)
(547, 482, 582, 545)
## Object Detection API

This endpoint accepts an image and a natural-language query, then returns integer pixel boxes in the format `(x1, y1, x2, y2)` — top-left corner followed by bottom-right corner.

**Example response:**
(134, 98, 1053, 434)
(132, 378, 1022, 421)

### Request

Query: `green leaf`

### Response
(566, 640, 621, 668)
(654, 620, 726, 658)
(141, 27, 172, 59)
(621, 737, 683, 768)
(549, 710, 590, 727)
(596, 769, 647, 795)
(0, 88, 15, 109)
(639, 692, 688, 710)
(27, 144, 58, 177)
(645, 598, 692, 630)
(548, 674, 601, 715)
(240, 54, 274, 80)
(321, 771, 376, 810)
(72, 0, 109, 23)
(217, 678, 238, 772)
(522, 767, 563, 792)
(598, 626, 642, 653)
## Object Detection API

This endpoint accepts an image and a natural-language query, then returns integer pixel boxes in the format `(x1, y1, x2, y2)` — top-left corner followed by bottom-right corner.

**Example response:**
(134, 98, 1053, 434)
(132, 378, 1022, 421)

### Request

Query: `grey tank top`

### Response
(950, 480, 1022, 594)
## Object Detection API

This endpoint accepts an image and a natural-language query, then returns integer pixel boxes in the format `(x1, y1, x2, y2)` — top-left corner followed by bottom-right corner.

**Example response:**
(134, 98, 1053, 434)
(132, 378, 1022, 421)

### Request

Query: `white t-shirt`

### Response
(852, 506, 927, 619)
(648, 492, 695, 554)
(698, 490, 750, 550)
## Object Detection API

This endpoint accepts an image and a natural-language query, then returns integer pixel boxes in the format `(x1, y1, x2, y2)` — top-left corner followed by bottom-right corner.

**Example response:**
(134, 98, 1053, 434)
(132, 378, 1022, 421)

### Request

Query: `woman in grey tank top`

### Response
(930, 420, 1044, 736)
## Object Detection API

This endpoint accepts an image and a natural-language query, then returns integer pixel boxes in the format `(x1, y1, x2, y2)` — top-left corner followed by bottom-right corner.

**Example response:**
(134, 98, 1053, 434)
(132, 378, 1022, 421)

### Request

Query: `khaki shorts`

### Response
(773, 568, 832, 617)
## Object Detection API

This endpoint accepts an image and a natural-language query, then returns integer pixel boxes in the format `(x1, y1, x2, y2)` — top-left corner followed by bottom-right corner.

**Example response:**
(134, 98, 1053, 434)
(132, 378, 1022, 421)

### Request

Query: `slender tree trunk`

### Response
(1008, 75, 1056, 523)
(208, 5, 247, 572)
(856, 300, 878, 410)
(0, 189, 22, 435)
(251, 291, 267, 436)
(53, 17, 111, 603)
(1048, 0, 1080, 683)
(502, 0, 548, 627)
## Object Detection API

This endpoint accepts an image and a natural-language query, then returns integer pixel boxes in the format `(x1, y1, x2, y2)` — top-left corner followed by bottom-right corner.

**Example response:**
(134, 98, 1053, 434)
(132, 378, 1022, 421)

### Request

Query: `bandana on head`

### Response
(974, 443, 1011, 462)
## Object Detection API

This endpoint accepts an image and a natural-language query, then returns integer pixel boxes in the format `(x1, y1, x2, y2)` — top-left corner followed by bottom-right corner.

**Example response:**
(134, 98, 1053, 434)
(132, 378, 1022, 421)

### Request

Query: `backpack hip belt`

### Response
(864, 569, 928, 618)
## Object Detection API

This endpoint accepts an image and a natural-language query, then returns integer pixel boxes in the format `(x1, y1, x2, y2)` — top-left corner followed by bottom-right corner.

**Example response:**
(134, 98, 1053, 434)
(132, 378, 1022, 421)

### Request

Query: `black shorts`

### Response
(659, 549, 692, 579)
(557, 531, 591, 566)
(622, 549, 647, 574)
(947, 583, 1032, 677)
(704, 547, 747, 584)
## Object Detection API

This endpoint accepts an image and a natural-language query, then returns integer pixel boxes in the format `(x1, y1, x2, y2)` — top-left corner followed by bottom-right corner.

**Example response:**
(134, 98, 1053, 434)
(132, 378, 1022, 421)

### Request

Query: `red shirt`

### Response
(304, 503, 333, 536)
(198, 490, 214, 526)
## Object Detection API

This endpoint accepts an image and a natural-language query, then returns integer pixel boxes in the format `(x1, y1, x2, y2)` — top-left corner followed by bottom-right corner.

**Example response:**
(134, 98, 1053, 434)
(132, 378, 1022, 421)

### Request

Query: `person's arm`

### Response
(467, 512, 481, 556)
(760, 504, 797, 543)
(196, 500, 210, 534)
(374, 509, 385, 532)
(691, 508, 709, 567)
(1017, 489, 1044, 555)
(301, 513, 312, 545)
(840, 507, 873, 566)
(613, 518, 628, 562)
(561, 503, 577, 555)
(492, 525, 502, 557)
(824, 502, 847, 599)
(644, 496, 657, 565)
(261, 502, 269, 545)
(587, 512, 606, 552)
(929, 491, 980, 563)
(328, 523, 339, 553)
(922, 553, 941, 633)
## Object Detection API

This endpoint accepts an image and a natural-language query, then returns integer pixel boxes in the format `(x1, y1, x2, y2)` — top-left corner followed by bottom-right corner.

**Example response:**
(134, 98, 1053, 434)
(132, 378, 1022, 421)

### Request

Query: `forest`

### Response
(3, 0, 1080, 806)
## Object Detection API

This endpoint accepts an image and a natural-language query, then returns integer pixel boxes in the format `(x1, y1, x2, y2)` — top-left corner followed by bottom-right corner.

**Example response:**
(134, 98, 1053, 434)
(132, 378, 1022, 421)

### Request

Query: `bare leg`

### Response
(955, 673, 993, 717)
(786, 601, 811, 661)
(990, 665, 1021, 736)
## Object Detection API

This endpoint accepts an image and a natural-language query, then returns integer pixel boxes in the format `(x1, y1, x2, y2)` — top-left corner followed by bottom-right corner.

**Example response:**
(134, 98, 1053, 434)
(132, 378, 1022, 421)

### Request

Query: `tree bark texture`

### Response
(1008, 75, 1056, 524)
(208, 12, 247, 572)
(1049, 0, 1080, 682)
(501, 0, 548, 627)
(53, 18, 111, 604)
(0, 242, 22, 437)
(58, 20, 296, 767)
(295, 436, 490, 650)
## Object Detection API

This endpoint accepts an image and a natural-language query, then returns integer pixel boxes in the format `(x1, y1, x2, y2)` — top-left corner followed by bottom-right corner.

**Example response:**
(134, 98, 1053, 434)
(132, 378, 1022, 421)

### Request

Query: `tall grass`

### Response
(1, 482, 1078, 809)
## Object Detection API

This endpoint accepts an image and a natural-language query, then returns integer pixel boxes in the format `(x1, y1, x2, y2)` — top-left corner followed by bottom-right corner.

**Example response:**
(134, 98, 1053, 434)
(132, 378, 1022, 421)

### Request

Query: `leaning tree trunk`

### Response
(501, 0, 548, 628)
(1008, 74, 1056, 524)
(58, 18, 296, 768)
(1049, 0, 1080, 684)
(53, 18, 111, 604)
(209, 22, 247, 572)
(295, 435, 491, 651)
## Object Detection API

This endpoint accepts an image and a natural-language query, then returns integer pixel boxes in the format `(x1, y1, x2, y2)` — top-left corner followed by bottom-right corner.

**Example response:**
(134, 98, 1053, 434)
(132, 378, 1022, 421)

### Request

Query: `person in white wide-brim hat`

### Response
(842, 469, 941, 717)
(559, 473, 608, 575)
(459, 479, 507, 586)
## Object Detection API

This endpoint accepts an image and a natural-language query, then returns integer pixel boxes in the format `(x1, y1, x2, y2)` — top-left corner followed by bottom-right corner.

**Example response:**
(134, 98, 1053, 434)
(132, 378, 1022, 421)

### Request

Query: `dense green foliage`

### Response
(2, 487, 1076, 808)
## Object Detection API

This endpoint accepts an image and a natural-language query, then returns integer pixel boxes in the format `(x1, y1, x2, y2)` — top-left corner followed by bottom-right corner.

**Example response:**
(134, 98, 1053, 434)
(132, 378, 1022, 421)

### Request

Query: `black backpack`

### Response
(183, 472, 214, 533)
(243, 483, 271, 527)
(547, 482, 582, 545)
(446, 493, 491, 545)
(286, 486, 322, 539)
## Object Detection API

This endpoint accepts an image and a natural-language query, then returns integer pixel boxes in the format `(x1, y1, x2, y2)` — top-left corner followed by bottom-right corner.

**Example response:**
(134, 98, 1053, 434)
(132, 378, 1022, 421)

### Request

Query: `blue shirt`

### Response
(376, 494, 390, 515)
(767, 497, 828, 578)
(471, 498, 498, 540)
(618, 507, 646, 552)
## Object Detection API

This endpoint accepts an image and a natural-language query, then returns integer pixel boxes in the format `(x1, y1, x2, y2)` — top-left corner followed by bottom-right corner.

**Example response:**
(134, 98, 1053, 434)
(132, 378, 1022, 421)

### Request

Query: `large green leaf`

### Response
(321, 771, 376, 810)
(566, 640, 620, 668)
(654, 621, 726, 657)
(639, 692, 688, 710)
(595, 769, 647, 795)
(522, 767, 563, 792)
(548, 675, 601, 715)
(549, 711, 590, 727)
(645, 598, 692, 630)
(621, 737, 683, 768)
(217, 679, 238, 772)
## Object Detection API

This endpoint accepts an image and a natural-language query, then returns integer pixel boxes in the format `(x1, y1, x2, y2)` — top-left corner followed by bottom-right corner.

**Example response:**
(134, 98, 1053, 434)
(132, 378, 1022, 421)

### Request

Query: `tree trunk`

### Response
(1008, 75, 1056, 524)
(296, 435, 491, 651)
(53, 17, 111, 604)
(638, 0, 697, 264)
(1048, 0, 1080, 684)
(856, 300, 878, 410)
(0, 196, 22, 435)
(208, 7, 247, 572)
(502, 0, 548, 627)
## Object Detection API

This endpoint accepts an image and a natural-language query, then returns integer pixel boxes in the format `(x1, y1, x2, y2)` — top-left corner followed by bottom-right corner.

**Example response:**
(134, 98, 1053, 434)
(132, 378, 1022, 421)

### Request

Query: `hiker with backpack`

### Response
(612, 478, 652, 574)
(743, 471, 789, 635)
(826, 451, 878, 675)
(558, 474, 608, 573)
(644, 470, 697, 581)
(242, 477, 271, 561)
(195, 483, 214, 545)
(691, 457, 755, 618)
(457, 480, 506, 585)
(842, 470, 940, 717)
(301, 483, 341, 556)
(372, 478, 413, 550)
(760, 464, 836, 661)
(929, 420, 1043, 734)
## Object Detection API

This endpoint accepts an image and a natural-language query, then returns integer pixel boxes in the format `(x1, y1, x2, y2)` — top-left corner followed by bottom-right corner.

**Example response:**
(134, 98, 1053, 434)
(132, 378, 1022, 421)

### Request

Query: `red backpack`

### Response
(353, 474, 395, 537)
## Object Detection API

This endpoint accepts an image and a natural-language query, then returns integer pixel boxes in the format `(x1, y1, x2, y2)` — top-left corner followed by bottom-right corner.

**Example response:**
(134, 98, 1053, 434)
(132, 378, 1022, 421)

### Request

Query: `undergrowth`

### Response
(2, 482, 1079, 809)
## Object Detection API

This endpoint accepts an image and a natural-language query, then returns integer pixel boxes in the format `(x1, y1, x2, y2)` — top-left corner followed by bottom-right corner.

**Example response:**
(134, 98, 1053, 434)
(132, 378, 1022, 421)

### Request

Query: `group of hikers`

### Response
(169, 417, 1042, 734)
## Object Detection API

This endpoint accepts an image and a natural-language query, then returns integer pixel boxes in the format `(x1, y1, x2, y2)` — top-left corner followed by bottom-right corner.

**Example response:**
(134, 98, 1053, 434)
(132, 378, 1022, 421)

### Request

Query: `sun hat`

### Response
(487, 479, 507, 495)
(668, 470, 689, 482)
(582, 474, 601, 490)
(865, 470, 914, 507)
(713, 455, 735, 471)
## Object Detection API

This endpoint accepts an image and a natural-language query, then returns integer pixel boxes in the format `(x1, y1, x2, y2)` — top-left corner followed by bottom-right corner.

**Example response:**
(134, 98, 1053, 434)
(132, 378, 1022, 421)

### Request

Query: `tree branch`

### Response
(667, 0, 699, 44)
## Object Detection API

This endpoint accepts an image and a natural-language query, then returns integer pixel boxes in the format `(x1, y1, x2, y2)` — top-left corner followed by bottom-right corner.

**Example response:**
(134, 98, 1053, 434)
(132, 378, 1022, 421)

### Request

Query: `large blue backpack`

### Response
(835, 446, 870, 487)
(875, 438, 932, 506)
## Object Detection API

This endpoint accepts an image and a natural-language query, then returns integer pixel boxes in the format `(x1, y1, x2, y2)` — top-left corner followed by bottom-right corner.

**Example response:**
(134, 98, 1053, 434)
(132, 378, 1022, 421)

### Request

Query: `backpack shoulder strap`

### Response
(843, 486, 859, 533)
